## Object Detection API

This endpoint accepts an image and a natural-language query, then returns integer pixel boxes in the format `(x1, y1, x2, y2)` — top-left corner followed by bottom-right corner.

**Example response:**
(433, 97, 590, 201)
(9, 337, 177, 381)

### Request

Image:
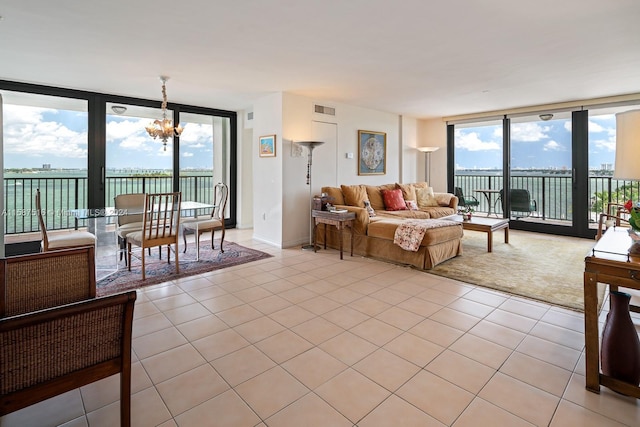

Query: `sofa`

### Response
(318, 182, 463, 269)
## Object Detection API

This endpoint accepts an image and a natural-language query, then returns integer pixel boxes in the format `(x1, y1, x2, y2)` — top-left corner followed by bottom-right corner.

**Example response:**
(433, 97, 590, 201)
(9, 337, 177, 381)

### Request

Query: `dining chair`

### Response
(127, 192, 181, 280)
(35, 188, 96, 252)
(182, 183, 229, 260)
(114, 193, 146, 265)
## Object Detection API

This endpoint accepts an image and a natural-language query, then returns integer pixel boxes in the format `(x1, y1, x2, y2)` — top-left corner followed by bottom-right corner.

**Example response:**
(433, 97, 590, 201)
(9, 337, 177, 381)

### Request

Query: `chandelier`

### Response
(145, 76, 183, 150)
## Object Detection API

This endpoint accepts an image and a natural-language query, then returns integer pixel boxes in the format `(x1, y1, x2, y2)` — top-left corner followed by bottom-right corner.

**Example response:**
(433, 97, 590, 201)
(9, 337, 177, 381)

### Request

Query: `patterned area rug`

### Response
(97, 240, 272, 296)
(428, 229, 605, 311)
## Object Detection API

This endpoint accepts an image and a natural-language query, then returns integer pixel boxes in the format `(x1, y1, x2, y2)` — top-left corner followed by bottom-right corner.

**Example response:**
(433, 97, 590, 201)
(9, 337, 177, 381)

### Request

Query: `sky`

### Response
(2, 105, 215, 170)
(454, 114, 616, 171)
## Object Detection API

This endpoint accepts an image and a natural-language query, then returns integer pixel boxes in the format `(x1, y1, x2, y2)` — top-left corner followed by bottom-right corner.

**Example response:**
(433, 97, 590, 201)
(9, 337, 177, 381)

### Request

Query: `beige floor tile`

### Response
(265, 392, 352, 427)
(447, 298, 495, 318)
(133, 326, 187, 359)
(453, 398, 535, 427)
(397, 295, 442, 317)
(396, 370, 474, 425)
(350, 317, 403, 346)
(60, 416, 89, 427)
(268, 305, 316, 328)
(370, 287, 411, 305)
(245, 271, 281, 285)
(500, 352, 572, 397)
(260, 279, 299, 294)
(449, 333, 513, 370)
(383, 332, 445, 367)
(359, 394, 446, 427)
(235, 366, 309, 419)
(388, 280, 432, 297)
(516, 335, 581, 371)
(152, 293, 197, 312)
(142, 284, 184, 301)
(155, 364, 229, 416)
(88, 386, 172, 427)
(409, 318, 465, 347)
(211, 345, 276, 386)
(353, 348, 421, 391)
(425, 349, 496, 394)
(215, 304, 263, 327)
(175, 275, 217, 292)
(232, 286, 274, 303)
(325, 287, 365, 304)
(199, 293, 244, 313)
(462, 288, 508, 307)
(319, 331, 378, 365)
(140, 344, 206, 384)
(132, 312, 172, 338)
(375, 306, 424, 330)
(291, 316, 344, 345)
(418, 288, 460, 306)
(529, 321, 585, 351)
(428, 279, 474, 297)
(162, 302, 211, 325)
(174, 390, 260, 427)
(350, 295, 393, 316)
(255, 329, 314, 363)
(315, 368, 391, 423)
(185, 284, 228, 302)
(484, 309, 538, 333)
(479, 372, 560, 426)
(550, 400, 629, 427)
(249, 294, 292, 314)
(0, 390, 84, 427)
(191, 328, 250, 361)
(218, 277, 256, 293)
(469, 319, 527, 349)
(175, 314, 228, 342)
(322, 305, 370, 329)
(499, 298, 550, 320)
(282, 347, 348, 389)
(233, 316, 286, 343)
(541, 309, 585, 333)
(297, 295, 342, 315)
(430, 307, 481, 331)
(134, 301, 160, 319)
(347, 280, 385, 295)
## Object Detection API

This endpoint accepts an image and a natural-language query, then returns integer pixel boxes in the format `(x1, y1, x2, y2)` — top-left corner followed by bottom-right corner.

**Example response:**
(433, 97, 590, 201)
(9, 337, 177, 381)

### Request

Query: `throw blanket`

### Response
(393, 219, 457, 252)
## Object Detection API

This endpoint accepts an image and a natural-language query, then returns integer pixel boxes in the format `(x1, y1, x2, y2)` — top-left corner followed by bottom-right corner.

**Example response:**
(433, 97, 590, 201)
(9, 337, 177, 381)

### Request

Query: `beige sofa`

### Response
(318, 183, 463, 269)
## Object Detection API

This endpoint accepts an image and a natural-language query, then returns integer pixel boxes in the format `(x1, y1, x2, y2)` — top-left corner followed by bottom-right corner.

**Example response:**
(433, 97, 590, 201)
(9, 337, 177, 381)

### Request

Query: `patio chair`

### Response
(499, 189, 537, 219)
(0, 291, 136, 427)
(0, 246, 96, 317)
(35, 188, 97, 252)
(454, 187, 480, 209)
(182, 182, 229, 260)
(127, 192, 181, 280)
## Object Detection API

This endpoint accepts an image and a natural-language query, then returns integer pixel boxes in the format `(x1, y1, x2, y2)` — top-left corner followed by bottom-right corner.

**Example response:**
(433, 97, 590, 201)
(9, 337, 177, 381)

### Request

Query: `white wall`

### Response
(401, 116, 419, 184)
(418, 118, 448, 192)
(236, 110, 254, 229)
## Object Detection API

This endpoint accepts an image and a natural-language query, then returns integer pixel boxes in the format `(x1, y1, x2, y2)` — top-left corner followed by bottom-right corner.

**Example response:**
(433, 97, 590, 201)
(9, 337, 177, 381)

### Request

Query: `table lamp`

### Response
(614, 109, 640, 182)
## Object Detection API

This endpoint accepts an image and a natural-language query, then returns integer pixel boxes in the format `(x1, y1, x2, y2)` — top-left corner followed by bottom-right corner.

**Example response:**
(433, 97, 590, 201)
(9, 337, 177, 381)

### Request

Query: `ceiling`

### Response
(1, 0, 639, 119)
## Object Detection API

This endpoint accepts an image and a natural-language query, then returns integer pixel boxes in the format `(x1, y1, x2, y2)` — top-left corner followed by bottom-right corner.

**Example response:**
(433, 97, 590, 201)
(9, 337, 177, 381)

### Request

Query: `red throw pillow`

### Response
(382, 189, 408, 211)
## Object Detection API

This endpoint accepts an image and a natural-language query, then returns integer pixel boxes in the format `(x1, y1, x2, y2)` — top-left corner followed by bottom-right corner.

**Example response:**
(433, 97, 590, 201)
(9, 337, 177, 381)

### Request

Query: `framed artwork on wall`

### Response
(259, 134, 276, 157)
(358, 130, 386, 175)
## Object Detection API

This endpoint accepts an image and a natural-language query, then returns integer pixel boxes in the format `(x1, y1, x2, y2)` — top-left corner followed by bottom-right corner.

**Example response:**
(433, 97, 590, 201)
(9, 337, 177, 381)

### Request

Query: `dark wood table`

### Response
(446, 215, 509, 252)
(584, 226, 640, 398)
(312, 210, 356, 260)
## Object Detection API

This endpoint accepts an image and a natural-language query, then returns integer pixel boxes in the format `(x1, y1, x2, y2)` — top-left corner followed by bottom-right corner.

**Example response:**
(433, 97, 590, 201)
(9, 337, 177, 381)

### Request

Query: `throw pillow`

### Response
(341, 184, 368, 207)
(364, 200, 376, 217)
(382, 188, 408, 211)
(416, 187, 439, 207)
(396, 183, 417, 202)
(406, 200, 419, 211)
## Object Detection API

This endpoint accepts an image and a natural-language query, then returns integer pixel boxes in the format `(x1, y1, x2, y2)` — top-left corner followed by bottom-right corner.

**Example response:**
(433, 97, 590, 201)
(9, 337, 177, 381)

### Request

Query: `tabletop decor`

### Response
(624, 199, 640, 254)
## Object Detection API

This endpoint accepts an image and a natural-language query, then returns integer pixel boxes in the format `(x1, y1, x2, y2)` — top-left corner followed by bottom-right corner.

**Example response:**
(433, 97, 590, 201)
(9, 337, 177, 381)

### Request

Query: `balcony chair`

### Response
(127, 192, 181, 280)
(454, 187, 480, 209)
(498, 189, 537, 219)
(114, 193, 147, 266)
(182, 182, 229, 261)
(35, 188, 96, 252)
(0, 291, 136, 427)
(0, 246, 96, 318)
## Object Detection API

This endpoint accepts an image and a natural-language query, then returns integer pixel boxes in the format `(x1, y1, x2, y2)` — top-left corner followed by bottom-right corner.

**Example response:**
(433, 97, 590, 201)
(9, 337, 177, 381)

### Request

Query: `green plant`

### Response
(624, 199, 640, 231)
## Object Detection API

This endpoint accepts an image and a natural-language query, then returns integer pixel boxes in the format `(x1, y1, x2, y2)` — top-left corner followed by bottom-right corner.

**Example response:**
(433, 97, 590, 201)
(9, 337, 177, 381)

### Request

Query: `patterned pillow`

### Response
(416, 187, 439, 207)
(364, 200, 376, 217)
(406, 200, 419, 211)
(382, 189, 408, 211)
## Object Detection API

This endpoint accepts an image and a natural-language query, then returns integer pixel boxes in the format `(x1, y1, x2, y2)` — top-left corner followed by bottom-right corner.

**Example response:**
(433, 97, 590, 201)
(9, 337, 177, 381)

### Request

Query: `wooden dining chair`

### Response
(127, 192, 181, 280)
(182, 183, 229, 260)
(114, 193, 146, 265)
(35, 188, 96, 252)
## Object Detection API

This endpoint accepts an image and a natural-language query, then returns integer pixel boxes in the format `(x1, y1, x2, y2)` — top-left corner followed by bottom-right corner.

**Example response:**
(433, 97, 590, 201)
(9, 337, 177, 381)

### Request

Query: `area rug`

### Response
(96, 240, 272, 296)
(428, 229, 605, 311)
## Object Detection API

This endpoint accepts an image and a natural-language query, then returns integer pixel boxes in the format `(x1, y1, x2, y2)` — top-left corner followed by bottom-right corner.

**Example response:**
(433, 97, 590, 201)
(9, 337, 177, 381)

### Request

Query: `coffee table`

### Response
(445, 215, 509, 252)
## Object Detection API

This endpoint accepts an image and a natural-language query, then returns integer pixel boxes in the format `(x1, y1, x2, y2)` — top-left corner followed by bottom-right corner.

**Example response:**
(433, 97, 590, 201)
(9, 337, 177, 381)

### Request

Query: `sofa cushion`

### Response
(366, 184, 394, 211)
(416, 187, 439, 207)
(341, 184, 368, 207)
(322, 186, 345, 206)
(382, 189, 407, 211)
(396, 183, 416, 202)
(413, 181, 429, 189)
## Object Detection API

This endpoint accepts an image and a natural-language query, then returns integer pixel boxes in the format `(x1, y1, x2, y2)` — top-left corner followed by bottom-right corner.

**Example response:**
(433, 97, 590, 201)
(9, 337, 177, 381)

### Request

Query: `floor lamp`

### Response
(417, 146, 439, 184)
(297, 141, 325, 250)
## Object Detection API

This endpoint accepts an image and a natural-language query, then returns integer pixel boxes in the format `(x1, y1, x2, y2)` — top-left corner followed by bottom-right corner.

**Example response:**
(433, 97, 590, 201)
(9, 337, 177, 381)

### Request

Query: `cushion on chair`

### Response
(116, 221, 144, 238)
(127, 229, 178, 246)
(182, 218, 223, 231)
(46, 232, 96, 250)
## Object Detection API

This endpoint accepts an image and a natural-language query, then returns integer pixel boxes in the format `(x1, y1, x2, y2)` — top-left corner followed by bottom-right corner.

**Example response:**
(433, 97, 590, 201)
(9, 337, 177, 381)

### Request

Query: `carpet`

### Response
(428, 229, 605, 311)
(96, 240, 272, 296)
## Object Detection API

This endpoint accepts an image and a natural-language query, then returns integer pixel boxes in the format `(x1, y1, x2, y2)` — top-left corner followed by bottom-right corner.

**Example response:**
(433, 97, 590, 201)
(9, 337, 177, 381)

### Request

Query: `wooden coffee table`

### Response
(446, 215, 509, 252)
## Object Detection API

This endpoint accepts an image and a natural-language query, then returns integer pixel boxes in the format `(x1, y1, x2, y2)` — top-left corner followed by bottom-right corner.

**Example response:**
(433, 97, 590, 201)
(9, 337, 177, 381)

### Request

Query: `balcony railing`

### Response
(3, 175, 215, 234)
(455, 172, 639, 224)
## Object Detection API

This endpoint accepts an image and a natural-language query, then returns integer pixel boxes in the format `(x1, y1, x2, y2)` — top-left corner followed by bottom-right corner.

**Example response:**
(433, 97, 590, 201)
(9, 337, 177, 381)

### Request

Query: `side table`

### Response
(312, 210, 356, 260)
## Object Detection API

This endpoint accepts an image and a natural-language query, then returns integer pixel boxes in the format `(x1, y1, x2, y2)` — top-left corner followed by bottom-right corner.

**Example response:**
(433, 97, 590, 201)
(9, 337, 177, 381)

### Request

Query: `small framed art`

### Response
(259, 134, 276, 157)
(358, 130, 386, 175)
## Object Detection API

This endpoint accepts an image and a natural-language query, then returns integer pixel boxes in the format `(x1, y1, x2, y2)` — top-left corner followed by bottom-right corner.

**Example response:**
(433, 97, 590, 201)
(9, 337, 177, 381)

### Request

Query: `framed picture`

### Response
(259, 134, 276, 157)
(358, 130, 386, 175)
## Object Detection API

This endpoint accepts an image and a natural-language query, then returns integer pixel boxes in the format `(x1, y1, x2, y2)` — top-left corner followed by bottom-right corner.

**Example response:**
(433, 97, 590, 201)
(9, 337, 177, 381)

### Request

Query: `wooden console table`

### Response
(584, 226, 640, 398)
(312, 210, 355, 260)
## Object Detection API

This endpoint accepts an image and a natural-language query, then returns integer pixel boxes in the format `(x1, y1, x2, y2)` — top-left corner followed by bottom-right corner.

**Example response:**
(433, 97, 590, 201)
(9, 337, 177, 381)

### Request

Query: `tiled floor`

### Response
(2, 228, 640, 426)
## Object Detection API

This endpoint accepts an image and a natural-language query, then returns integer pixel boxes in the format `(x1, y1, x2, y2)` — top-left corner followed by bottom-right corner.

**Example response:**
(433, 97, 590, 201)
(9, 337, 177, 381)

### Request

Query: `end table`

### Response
(311, 210, 356, 260)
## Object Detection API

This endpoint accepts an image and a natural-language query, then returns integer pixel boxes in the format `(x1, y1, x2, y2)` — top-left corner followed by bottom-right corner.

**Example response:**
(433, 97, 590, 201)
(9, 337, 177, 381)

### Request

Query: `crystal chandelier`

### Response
(145, 76, 183, 150)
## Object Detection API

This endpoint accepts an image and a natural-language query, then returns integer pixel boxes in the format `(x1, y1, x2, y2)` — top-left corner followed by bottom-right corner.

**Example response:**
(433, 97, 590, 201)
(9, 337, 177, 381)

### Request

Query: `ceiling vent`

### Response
(314, 104, 336, 116)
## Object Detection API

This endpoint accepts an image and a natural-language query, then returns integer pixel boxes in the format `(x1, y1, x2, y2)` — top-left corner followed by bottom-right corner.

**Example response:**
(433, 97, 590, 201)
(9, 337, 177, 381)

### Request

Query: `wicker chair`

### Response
(0, 291, 136, 426)
(0, 246, 96, 317)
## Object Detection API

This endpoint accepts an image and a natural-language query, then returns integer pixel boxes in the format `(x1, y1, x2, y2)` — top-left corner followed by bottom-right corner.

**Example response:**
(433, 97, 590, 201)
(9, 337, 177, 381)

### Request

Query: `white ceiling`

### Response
(1, 0, 639, 119)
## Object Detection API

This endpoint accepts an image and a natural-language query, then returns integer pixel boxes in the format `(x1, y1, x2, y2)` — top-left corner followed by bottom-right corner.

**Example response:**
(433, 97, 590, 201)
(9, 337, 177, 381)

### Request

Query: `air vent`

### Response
(314, 104, 336, 116)
(247, 112, 254, 120)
